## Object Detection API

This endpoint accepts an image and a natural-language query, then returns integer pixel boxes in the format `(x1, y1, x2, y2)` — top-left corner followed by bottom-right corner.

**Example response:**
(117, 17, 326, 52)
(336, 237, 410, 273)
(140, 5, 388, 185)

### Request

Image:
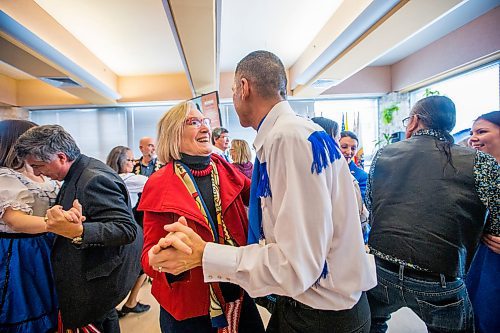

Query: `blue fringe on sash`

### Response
(308, 131, 341, 174)
(256, 162, 271, 198)
(315, 262, 329, 286)
(308, 131, 339, 283)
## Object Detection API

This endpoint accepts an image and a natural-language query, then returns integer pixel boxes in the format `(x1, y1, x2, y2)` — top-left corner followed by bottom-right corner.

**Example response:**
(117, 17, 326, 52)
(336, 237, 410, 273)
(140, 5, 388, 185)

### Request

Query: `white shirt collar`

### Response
(253, 100, 295, 153)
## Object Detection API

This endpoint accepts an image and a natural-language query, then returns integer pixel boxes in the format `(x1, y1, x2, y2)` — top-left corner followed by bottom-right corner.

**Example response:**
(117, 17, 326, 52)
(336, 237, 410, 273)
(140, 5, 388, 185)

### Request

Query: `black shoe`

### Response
(120, 302, 151, 316)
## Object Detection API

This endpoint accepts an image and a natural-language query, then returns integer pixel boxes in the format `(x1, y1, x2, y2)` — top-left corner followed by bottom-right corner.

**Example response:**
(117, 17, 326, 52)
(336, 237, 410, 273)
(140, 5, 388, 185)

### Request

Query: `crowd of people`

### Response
(0, 50, 498, 333)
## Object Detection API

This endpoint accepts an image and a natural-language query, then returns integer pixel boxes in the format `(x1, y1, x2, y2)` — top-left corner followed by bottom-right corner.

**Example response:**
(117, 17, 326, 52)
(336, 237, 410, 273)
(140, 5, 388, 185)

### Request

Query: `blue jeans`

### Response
(367, 262, 474, 333)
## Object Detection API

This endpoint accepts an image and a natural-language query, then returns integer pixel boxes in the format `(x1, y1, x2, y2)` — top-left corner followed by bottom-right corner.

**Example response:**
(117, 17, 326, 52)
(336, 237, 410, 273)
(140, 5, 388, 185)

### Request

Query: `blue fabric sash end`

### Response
(308, 131, 341, 174)
(248, 157, 264, 244)
(211, 313, 228, 328)
(256, 162, 272, 198)
(314, 262, 329, 285)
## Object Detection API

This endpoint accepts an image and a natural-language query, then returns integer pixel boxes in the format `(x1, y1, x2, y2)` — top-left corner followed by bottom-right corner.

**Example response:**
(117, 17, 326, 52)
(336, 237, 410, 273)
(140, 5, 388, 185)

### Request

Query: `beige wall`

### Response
(118, 73, 192, 102)
(0, 106, 29, 120)
(0, 74, 17, 106)
(392, 6, 500, 92)
(17, 80, 87, 105)
(322, 66, 391, 96)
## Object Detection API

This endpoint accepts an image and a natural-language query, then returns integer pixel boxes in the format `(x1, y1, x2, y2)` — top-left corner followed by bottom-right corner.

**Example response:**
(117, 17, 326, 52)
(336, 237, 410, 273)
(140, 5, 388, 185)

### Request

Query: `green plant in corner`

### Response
(381, 104, 400, 125)
(423, 88, 440, 97)
(374, 133, 392, 149)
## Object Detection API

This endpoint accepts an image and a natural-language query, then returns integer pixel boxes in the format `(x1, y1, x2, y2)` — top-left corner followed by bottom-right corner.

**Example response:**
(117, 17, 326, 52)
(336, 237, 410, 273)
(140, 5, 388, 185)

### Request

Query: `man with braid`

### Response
(147, 50, 377, 333)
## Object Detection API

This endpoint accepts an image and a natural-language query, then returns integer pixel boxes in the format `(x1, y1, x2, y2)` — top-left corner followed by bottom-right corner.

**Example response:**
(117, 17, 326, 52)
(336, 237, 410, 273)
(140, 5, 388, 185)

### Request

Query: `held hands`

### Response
(45, 199, 86, 238)
(148, 216, 207, 275)
(483, 234, 500, 254)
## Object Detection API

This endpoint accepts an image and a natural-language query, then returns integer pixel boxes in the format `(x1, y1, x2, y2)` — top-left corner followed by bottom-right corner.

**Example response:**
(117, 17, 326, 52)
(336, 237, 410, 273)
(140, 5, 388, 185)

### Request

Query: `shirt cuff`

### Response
(202, 242, 239, 283)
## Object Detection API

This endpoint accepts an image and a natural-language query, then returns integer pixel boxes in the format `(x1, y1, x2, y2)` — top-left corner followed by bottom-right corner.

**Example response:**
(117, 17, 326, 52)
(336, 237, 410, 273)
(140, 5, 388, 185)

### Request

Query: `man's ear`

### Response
(56, 152, 68, 163)
(240, 77, 249, 100)
(405, 115, 419, 139)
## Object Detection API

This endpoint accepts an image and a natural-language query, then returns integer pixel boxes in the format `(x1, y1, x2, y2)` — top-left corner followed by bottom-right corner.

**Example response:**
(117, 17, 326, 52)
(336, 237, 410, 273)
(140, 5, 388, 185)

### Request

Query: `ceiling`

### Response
(0, 0, 498, 107)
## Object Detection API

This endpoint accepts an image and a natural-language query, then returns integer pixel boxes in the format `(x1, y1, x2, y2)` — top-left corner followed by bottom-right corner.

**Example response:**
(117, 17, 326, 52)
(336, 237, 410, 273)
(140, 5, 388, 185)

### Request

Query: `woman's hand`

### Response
(46, 205, 84, 238)
(483, 234, 500, 254)
(148, 216, 207, 275)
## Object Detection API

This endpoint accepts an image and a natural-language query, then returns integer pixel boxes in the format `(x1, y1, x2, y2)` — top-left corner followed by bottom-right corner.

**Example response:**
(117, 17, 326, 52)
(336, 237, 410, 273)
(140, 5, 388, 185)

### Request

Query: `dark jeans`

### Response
(94, 308, 120, 333)
(367, 261, 474, 333)
(159, 293, 264, 333)
(266, 292, 370, 333)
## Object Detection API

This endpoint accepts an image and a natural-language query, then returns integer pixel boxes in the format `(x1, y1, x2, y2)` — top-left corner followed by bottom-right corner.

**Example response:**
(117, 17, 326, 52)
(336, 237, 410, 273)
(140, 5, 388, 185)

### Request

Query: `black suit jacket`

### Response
(53, 155, 142, 327)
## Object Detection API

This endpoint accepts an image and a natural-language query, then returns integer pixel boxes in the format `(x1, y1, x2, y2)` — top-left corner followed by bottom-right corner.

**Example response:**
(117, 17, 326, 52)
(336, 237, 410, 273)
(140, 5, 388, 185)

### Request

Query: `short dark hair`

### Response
(235, 50, 287, 99)
(311, 117, 339, 138)
(0, 119, 37, 169)
(211, 127, 229, 145)
(106, 146, 131, 173)
(14, 124, 81, 162)
(340, 130, 359, 143)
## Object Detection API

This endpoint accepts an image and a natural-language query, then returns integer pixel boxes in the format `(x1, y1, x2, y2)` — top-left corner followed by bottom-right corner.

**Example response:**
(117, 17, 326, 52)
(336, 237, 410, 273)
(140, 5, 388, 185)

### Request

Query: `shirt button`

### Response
(208, 275, 213, 279)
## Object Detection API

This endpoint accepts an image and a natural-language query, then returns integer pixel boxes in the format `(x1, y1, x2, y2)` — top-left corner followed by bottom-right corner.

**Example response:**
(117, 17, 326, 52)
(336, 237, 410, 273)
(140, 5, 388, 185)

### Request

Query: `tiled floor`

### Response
(119, 283, 427, 332)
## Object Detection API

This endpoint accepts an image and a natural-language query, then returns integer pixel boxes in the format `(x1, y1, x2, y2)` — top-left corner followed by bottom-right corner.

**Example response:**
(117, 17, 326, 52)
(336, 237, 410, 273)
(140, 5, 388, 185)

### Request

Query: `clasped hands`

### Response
(45, 199, 86, 239)
(148, 216, 207, 276)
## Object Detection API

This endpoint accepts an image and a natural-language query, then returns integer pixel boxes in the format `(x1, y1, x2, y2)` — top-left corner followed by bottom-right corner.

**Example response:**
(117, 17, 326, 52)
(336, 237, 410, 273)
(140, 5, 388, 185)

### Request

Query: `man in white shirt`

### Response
(148, 50, 377, 332)
(211, 127, 231, 162)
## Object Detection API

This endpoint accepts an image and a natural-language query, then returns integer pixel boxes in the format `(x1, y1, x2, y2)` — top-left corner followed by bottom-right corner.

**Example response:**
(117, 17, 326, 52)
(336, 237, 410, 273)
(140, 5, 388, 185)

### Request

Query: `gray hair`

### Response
(410, 96, 456, 133)
(211, 127, 228, 145)
(14, 124, 81, 162)
(235, 50, 287, 99)
(106, 145, 131, 173)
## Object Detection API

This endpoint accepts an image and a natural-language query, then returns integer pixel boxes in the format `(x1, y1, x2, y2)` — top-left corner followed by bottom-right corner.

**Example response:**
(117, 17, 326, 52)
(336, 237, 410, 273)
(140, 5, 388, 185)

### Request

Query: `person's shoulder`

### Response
(212, 154, 247, 182)
(270, 114, 317, 142)
(0, 167, 24, 186)
(79, 157, 123, 186)
(121, 172, 148, 183)
(144, 163, 171, 184)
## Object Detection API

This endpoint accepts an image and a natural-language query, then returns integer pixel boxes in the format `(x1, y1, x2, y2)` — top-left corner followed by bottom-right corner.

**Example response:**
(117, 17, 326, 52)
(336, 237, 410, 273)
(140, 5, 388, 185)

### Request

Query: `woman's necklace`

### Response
(190, 164, 213, 177)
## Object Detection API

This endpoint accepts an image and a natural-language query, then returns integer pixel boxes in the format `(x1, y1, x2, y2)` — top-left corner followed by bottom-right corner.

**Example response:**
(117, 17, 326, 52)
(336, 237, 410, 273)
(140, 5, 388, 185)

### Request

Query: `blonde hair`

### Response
(156, 101, 194, 163)
(230, 139, 252, 164)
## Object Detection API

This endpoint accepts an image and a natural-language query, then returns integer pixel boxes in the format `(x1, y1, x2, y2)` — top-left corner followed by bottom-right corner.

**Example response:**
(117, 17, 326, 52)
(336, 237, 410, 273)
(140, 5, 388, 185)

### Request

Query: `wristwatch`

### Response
(71, 235, 83, 245)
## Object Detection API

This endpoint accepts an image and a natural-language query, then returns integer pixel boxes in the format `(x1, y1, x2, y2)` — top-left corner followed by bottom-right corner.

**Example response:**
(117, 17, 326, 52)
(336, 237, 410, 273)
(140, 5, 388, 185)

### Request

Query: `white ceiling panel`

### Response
(34, 0, 184, 76)
(220, 0, 343, 71)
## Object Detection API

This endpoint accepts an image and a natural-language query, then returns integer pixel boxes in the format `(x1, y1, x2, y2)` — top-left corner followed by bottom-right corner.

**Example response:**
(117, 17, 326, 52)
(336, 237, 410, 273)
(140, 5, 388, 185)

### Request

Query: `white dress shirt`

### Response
(203, 101, 376, 310)
(120, 173, 148, 207)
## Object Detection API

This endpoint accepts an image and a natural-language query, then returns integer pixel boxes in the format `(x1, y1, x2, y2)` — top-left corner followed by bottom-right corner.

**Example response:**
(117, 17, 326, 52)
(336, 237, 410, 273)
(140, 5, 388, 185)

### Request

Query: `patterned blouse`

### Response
(366, 129, 499, 271)
(0, 167, 60, 233)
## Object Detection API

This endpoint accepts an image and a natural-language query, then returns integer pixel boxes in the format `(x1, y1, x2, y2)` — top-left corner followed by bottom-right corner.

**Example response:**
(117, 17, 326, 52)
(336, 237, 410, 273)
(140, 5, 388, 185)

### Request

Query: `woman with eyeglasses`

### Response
(138, 101, 265, 333)
(106, 146, 151, 317)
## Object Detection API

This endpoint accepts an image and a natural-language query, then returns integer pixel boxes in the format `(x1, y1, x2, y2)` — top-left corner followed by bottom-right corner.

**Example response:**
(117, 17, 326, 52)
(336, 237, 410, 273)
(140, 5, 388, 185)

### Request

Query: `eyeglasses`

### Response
(185, 117, 211, 128)
(402, 116, 412, 127)
(126, 159, 135, 162)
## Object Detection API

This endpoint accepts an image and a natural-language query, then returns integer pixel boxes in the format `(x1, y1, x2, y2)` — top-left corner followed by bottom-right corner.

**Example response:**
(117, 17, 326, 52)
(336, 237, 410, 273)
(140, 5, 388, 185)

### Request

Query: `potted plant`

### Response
(381, 103, 400, 125)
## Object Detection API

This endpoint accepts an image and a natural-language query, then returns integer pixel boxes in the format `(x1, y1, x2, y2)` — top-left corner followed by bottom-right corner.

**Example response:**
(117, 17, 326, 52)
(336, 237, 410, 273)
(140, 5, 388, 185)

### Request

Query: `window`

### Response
(31, 108, 128, 162)
(410, 62, 500, 134)
(314, 98, 379, 164)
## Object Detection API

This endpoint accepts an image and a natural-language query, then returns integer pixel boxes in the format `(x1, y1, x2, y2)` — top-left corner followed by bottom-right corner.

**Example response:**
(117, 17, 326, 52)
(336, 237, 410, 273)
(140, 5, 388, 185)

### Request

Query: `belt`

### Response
(0, 232, 46, 239)
(280, 296, 315, 310)
(375, 257, 458, 282)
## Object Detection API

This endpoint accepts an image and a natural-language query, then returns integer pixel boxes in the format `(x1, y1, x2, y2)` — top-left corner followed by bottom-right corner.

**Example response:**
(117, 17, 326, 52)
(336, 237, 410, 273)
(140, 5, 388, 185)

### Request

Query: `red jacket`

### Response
(138, 154, 250, 320)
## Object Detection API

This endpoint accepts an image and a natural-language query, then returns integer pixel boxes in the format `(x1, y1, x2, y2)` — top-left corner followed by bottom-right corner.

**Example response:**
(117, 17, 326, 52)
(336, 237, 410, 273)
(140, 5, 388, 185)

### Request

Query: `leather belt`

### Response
(375, 257, 458, 282)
